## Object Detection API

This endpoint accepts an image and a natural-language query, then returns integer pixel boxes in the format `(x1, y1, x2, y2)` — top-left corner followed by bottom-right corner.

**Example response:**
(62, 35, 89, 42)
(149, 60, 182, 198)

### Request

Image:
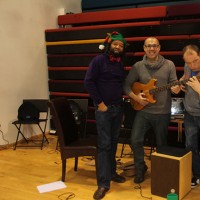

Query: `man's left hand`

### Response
(186, 76, 200, 95)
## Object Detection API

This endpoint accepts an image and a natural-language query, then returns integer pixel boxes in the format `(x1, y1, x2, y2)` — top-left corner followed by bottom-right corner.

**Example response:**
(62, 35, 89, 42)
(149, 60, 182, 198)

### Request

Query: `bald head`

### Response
(144, 37, 160, 46)
(182, 44, 200, 71)
(183, 44, 200, 59)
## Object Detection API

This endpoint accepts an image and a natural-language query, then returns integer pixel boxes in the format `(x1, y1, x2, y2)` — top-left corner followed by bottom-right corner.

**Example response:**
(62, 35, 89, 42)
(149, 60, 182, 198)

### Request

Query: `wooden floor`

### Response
(0, 134, 199, 200)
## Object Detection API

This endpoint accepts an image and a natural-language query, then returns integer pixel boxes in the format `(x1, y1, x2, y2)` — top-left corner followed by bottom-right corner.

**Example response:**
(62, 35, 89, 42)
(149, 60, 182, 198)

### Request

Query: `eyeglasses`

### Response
(144, 44, 160, 49)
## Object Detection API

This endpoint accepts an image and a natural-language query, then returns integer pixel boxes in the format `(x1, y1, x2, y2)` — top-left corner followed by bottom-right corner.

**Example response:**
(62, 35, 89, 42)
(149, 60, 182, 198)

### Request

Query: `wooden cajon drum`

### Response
(151, 151, 192, 200)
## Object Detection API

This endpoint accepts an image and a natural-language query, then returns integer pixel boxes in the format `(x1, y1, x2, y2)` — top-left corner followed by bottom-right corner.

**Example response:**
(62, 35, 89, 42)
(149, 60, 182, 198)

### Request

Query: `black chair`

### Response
(12, 99, 49, 150)
(55, 98, 89, 150)
(49, 98, 97, 182)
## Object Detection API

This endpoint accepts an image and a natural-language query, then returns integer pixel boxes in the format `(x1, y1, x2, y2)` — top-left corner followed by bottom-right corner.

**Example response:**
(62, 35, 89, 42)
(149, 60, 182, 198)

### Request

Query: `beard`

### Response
(109, 48, 123, 57)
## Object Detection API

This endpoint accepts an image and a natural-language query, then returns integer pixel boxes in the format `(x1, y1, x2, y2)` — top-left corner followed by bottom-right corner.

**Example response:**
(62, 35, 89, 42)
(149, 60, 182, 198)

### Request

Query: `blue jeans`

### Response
(184, 111, 200, 178)
(131, 111, 170, 171)
(95, 104, 123, 188)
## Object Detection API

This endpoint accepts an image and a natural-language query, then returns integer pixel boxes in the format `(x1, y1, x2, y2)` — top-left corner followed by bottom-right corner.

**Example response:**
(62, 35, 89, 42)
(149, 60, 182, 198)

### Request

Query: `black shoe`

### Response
(134, 165, 148, 184)
(93, 187, 109, 200)
(111, 173, 126, 183)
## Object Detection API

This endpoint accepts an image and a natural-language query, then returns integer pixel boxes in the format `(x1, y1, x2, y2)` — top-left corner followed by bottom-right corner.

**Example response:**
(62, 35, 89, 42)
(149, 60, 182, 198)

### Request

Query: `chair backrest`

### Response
(49, 98, 79, 147)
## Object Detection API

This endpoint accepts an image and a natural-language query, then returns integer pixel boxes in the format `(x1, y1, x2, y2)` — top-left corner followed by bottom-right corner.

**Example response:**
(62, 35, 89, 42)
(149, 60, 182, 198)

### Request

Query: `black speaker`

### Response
(18, 102, 39, 122)
(122, 99, 136, 129)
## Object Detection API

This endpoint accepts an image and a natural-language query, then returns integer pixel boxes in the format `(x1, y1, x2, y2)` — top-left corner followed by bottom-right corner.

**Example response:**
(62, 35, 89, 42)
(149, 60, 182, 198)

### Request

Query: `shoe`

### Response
(111, 173, 126, 183)
(191, 177, 200, 188)
(93, 187, 109, 200)
(134, 165, 148, 184)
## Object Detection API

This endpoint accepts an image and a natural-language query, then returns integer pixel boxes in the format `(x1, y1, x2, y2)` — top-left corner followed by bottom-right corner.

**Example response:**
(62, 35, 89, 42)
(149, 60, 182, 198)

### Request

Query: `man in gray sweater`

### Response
(123, 37, 180, 184)
(180, 45, 200, 188)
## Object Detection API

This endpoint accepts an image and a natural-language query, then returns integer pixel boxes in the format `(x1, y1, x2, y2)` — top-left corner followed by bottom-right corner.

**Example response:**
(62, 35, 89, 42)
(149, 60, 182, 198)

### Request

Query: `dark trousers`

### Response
(184, 111, 200, 178)
(95, 105, 123, 188)
(131, 111, 170, 171)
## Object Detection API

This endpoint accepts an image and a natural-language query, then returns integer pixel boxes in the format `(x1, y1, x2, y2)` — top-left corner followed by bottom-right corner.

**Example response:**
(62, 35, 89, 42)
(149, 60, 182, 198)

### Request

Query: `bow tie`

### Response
(109, 55, 121, 63)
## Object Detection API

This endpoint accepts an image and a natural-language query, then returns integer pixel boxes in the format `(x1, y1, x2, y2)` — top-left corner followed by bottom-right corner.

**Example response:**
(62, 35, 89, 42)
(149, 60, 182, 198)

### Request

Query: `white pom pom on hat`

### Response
(99, 44, 105, 50)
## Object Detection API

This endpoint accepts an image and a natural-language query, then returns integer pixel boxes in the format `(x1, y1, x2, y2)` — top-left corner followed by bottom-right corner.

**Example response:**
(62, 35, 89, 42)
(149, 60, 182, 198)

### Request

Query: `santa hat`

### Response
(99, 31, 127, 50)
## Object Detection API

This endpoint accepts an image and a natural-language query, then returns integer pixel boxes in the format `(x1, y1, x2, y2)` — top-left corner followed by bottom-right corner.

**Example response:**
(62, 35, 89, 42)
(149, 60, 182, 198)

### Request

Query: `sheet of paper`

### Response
(37, 181, 67, 193)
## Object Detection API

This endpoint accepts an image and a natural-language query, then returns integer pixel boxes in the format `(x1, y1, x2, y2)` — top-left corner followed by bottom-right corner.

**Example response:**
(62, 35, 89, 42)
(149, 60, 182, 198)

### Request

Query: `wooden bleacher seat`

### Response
(81, 0, 190, 12)
(49, 80, 86, 93)
(167, 2, 200, 17)
(58, 6, 167, 26)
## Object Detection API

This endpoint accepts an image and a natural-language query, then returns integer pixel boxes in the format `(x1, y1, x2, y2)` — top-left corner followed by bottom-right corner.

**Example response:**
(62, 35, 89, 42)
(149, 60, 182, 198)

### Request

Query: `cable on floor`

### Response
(0, 127, 9, 150)
(58, 192, 75, 200)
(134, 183, 152, 200)
(81, 156, 95, 162)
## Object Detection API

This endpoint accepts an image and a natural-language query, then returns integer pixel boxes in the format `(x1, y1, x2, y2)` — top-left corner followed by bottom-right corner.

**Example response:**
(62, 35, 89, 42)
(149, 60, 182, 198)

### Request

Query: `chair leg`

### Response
(120, 144, 126, 157)
(38, 124, 49, 150)
(74, 157, 78, 171)
(56, 137, 59, 150)
(62, 159, 66, 182)
(13, 132, 20, 150)
(149, 146, 155, 160)
(13, 124, 28, 150)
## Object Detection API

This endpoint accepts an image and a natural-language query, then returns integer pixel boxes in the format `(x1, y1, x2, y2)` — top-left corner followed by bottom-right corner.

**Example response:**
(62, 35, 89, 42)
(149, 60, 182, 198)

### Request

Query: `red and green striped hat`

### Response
(99, 31, 127, 50)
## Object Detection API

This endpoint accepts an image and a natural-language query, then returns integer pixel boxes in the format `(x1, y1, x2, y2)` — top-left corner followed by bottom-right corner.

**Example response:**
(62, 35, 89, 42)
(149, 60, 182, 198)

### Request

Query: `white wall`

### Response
(0, 0, 81, 145)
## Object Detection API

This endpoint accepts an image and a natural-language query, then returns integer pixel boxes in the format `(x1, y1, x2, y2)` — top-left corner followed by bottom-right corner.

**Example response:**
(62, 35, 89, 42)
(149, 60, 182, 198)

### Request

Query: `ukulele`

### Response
(130, 76, 200, 110)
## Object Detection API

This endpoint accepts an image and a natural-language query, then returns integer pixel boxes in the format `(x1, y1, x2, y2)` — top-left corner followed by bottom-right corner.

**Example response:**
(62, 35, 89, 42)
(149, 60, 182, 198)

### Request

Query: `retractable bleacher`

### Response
(45, 1, 200, 142)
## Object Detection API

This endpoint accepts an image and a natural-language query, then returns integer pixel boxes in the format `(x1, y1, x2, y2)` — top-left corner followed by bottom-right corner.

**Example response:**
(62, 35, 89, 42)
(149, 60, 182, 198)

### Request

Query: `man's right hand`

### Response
(135, 93, 149, 106)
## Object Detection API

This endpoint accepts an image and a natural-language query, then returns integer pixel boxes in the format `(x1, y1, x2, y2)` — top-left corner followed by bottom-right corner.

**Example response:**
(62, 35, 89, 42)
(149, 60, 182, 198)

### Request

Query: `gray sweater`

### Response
(123, 55, 177, 114)
(183, 65, 200, 116)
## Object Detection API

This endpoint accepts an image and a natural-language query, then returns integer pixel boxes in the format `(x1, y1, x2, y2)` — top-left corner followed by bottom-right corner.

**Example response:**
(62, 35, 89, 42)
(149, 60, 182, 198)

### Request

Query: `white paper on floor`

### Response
(37, 181, 67, 193)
